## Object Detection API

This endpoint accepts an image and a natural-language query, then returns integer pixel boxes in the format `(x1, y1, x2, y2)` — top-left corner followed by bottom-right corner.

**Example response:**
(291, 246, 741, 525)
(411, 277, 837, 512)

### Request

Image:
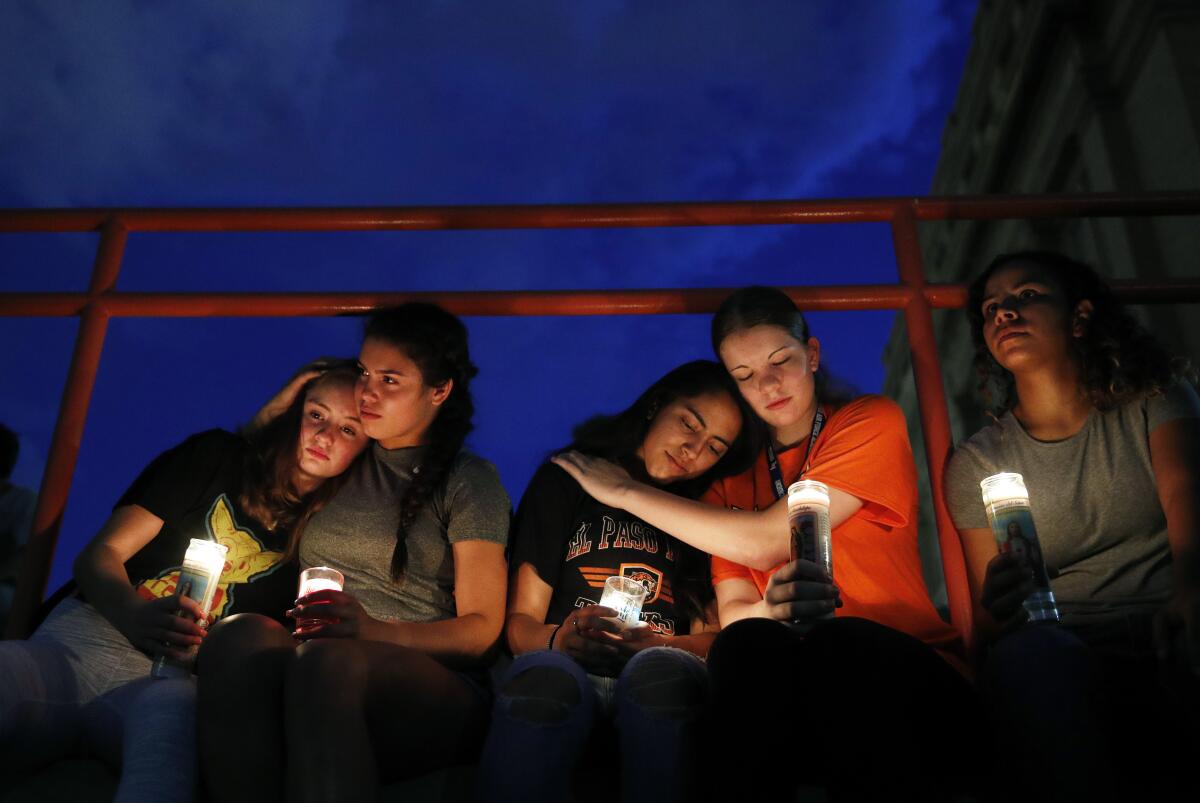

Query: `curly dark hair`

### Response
(711, 285, 858, 408)
(966, 251, 1192, 415)
(364, 303, 479, 580)
(566, 360, 762, 626)
(239, 360, 363, 561)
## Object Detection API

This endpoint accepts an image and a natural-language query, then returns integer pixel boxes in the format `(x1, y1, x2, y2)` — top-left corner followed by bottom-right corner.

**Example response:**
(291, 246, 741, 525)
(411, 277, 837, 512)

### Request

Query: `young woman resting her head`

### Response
(197, 303, 510, 803)
(0, 362, 367, 803)
(555, 286, 984, 800)
(477, 359, 757, 803)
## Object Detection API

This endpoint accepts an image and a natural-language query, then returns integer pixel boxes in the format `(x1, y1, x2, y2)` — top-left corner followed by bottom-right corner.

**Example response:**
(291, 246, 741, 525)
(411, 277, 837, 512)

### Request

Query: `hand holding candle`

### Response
(979, 473, 1060, 624)
(550, 604, 624, 674)
(151, 538, 229, 678)
(291, 566, 345, 637)
(598, 576, 648, 630)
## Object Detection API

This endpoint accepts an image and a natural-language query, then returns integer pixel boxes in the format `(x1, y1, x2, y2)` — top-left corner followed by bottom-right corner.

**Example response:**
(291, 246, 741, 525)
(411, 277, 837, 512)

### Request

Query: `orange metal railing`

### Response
(4, 191, 1200, 652)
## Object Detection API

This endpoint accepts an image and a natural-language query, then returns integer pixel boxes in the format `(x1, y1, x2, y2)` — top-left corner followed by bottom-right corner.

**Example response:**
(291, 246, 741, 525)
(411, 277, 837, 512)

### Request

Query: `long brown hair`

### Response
(238, 361, 363, 560)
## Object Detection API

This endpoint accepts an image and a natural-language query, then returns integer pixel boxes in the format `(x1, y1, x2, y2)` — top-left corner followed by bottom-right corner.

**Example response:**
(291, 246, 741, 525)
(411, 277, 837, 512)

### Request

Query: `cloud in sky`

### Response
(0, 0, 977, 590)
(0, 0, 971, 301)
(1, 0, 960, 207)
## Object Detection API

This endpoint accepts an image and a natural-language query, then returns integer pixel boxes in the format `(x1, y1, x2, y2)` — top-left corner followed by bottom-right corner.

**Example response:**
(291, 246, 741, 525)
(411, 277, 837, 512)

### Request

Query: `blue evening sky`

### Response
(0, 0, 976, 592)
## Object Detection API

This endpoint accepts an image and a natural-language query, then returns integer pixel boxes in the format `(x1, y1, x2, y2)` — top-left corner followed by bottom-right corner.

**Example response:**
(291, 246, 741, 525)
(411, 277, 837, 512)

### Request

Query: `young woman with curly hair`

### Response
(945, 251, 1200, 802)
(198, 304, 510, 803)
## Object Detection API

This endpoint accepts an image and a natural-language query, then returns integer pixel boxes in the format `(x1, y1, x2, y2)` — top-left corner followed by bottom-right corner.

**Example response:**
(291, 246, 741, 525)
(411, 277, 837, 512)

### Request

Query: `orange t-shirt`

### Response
(706, 395, 964, 667)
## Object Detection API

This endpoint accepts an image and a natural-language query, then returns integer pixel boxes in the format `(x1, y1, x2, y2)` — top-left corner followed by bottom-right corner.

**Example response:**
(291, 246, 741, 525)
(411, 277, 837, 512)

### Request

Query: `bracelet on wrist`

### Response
(548, 622, 565, 650)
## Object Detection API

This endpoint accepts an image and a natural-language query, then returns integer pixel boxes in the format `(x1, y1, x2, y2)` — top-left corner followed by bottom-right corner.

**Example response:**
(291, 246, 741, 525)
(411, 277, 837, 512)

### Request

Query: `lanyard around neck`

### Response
(765, 407, 825, 501)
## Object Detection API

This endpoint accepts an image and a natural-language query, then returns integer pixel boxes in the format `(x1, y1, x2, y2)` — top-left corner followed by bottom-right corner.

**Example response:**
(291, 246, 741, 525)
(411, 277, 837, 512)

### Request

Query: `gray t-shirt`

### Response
(299, 443, 510, 623)
(945, 382, 1200, 629)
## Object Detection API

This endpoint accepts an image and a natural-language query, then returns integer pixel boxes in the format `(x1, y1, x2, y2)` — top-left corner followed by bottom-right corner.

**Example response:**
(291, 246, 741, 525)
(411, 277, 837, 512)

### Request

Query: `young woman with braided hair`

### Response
(197, 303, 510, 803)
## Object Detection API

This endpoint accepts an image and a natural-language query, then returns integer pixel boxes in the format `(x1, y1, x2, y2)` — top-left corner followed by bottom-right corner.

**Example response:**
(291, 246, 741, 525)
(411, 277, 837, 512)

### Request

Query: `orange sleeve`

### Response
(806, 396, 917, 528)
(701, 481, 755, 587)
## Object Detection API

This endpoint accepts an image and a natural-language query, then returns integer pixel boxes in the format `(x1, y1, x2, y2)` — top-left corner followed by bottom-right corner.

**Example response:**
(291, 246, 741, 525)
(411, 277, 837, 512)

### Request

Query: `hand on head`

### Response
(551, 452, 634, 508)
(249, 357, 349, 433)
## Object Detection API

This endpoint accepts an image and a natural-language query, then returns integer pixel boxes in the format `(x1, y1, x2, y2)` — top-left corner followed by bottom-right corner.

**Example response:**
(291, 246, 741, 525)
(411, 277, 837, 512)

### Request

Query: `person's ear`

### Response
(806, 337, 821, 373)
(430, 378, 453, 406)
(1072, 300, 1094, 338)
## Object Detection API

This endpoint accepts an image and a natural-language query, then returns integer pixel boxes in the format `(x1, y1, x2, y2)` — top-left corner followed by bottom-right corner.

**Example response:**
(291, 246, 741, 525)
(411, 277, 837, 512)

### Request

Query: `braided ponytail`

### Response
(363, 303, 478, 580)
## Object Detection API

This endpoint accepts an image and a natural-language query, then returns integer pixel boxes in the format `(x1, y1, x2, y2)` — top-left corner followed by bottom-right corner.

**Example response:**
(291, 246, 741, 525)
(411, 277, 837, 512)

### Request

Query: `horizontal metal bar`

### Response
(912, 193, 1200, 221)
(0, 200, 896, 233)
(0, 294, 91, 316)
(921, 278, 1200, 310)
(6, 278, 1200, 318)
(2, 191, 1198, 233)
(0, 286, 916, 318)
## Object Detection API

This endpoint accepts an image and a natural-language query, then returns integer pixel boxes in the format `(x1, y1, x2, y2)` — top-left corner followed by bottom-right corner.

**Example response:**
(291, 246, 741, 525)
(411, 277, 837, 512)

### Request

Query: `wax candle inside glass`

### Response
(787, 479, 833, 623)
(979, 472, 1060, 623)
(295, 566, 345, 634)
(151, 538, 229, 679)
(598, 575, 648, 630)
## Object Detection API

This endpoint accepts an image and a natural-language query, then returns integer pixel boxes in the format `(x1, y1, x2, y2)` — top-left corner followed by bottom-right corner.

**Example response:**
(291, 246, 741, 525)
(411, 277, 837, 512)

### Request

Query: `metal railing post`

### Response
(889, 202, 975, 652)
(4, 220, 127, 638)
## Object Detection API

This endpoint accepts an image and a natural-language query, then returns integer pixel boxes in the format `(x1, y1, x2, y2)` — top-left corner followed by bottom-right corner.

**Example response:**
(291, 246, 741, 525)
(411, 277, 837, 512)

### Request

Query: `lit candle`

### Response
(787, 479, 834, 625)
(294, 566, 345, 634)
(151, 538, 229, 678)
(599, 575, 648, 630)
(979, 473, 1059, 623)
(299, 566, 344, 596)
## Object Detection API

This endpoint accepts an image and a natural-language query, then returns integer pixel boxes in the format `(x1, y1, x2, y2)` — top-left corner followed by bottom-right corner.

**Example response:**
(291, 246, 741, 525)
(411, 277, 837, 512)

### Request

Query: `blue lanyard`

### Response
(764, 407, 825, 501)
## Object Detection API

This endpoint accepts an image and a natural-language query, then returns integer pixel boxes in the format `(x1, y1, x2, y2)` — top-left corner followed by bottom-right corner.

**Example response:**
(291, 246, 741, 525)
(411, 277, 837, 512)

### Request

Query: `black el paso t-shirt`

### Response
(116, 430, 299, 624)
(512, 462, 690, 637)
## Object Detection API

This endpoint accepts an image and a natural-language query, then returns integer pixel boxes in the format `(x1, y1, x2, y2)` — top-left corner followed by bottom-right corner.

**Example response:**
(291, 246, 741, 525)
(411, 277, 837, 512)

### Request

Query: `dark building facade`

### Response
(882, 0, 1200, 609)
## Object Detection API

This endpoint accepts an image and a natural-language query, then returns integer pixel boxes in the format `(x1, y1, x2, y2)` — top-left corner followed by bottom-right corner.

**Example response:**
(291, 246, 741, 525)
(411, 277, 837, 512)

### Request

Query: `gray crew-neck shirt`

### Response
(299, 443, 510, 623)
(945, 382, 1200, 629)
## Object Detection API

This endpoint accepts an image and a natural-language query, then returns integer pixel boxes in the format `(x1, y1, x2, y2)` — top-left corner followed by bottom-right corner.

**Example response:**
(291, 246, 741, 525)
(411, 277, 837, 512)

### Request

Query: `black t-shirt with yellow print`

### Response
(115, 429, 299, 625)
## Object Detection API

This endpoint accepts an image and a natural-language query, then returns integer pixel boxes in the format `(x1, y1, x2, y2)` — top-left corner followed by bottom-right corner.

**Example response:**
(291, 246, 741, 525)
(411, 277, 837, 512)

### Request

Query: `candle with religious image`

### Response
(151, 538, 229, 679)
(980, 473, 1060, 623)
(787, 480, 833, 620)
